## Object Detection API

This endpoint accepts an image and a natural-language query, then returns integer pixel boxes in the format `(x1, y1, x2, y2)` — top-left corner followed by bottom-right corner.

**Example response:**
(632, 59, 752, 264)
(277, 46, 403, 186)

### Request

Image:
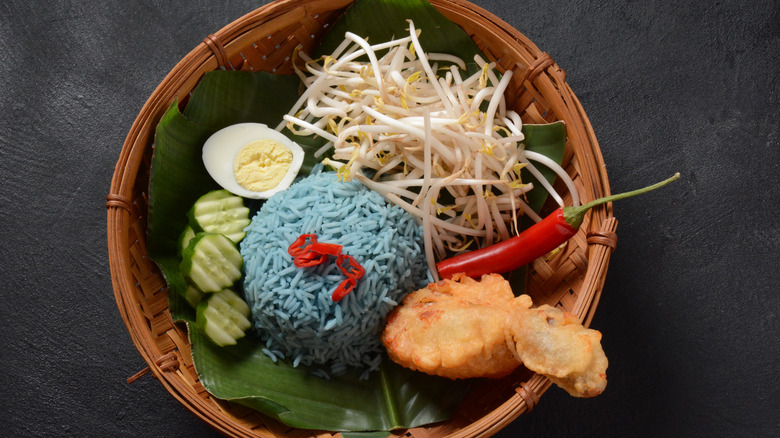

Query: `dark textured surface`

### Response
(1, 0, 777, 437)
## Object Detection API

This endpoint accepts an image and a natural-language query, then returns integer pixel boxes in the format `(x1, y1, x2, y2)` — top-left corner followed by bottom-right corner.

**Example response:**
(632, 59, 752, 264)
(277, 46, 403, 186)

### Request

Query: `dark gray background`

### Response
(1, 0, 777, 437)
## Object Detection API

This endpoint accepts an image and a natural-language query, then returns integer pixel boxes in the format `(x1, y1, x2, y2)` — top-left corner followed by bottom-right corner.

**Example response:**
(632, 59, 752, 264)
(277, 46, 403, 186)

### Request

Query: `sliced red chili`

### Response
(288, 233, 366, 302)
(332, 278, 357, 302)
(288, 234, 318, 257)
(336, 253, 365, 279)
(310, 241, 343, 257)
(293, 252, 329, 268)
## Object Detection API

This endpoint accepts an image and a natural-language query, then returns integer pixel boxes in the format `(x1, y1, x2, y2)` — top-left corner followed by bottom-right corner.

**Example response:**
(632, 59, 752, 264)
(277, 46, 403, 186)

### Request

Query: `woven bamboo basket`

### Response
(106, 0, 617, 436)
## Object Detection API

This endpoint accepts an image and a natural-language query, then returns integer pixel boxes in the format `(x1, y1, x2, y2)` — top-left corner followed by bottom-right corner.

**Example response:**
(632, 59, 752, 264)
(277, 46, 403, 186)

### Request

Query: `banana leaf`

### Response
(520, 122, 567, 212)
(146, 0, 567, 433)
(189, 327, 469, 431)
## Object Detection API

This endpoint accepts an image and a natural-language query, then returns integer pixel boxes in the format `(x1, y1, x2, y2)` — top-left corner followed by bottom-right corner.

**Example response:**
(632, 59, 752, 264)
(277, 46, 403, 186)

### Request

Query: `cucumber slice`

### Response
(178, 225, 196, 256)
(196, 289, 252, 346)
(180, 284, 205, 308)
(188, 190, 251, 244)
(180, 232, 243, 293)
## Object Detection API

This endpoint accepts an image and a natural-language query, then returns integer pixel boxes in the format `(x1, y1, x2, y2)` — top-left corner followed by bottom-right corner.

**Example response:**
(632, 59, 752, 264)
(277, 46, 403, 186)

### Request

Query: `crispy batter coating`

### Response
(381, 273, 608, 397)
(505, 305, 608, 398)
(382, 273, 531, 379)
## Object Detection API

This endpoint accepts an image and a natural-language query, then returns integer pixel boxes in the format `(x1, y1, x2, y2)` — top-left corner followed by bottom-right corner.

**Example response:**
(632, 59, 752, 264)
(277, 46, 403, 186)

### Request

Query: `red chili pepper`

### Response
(436, 173, 679, 279)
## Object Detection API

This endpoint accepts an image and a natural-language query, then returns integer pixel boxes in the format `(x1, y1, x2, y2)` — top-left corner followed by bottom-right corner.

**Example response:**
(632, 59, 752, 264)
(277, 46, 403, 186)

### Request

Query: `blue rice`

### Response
(240, 169, 430, 378)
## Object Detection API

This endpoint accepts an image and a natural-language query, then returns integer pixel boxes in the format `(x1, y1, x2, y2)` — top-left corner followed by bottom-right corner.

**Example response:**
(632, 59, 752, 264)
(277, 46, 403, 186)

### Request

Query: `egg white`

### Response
(202, 123, 305, 199)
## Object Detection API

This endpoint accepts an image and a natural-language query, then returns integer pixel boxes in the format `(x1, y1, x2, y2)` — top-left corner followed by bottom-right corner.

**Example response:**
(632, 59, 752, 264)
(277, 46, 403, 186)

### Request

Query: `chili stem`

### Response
(564, 172, 680, 229)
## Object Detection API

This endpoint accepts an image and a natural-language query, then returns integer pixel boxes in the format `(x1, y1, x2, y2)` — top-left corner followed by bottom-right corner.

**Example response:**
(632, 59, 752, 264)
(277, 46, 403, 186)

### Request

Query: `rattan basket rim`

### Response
(106, 1, 616, 437)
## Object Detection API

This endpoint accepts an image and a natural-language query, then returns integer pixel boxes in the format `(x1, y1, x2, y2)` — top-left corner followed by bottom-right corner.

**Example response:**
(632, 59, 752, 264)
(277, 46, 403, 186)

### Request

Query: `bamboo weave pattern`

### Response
(106, 1, 616, 436)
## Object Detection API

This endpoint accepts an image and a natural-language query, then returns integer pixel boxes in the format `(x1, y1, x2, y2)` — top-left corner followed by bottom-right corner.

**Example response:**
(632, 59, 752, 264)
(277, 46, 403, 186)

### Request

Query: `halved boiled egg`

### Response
(202, 123, 305, 199)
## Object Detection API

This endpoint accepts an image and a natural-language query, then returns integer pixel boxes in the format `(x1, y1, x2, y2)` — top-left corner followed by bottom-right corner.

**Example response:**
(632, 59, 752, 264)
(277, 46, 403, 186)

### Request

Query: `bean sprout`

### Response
(283, 21, 577, 278)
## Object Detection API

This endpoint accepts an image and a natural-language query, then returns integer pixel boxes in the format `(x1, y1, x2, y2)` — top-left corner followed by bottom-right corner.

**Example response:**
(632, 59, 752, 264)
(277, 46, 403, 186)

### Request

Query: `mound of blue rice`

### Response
(240, 170, 429, 378)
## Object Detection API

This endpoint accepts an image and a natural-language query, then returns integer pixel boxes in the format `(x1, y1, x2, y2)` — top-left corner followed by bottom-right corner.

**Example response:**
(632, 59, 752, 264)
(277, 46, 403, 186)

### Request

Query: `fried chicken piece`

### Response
(382, 273, 532, 379)
(381, 273, 608, 397)
(505, 304, 608, 398)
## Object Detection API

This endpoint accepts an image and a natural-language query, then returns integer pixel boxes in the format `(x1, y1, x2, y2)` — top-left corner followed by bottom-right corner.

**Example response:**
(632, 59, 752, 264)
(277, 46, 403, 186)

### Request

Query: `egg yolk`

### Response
(233, 140, 293, 192)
